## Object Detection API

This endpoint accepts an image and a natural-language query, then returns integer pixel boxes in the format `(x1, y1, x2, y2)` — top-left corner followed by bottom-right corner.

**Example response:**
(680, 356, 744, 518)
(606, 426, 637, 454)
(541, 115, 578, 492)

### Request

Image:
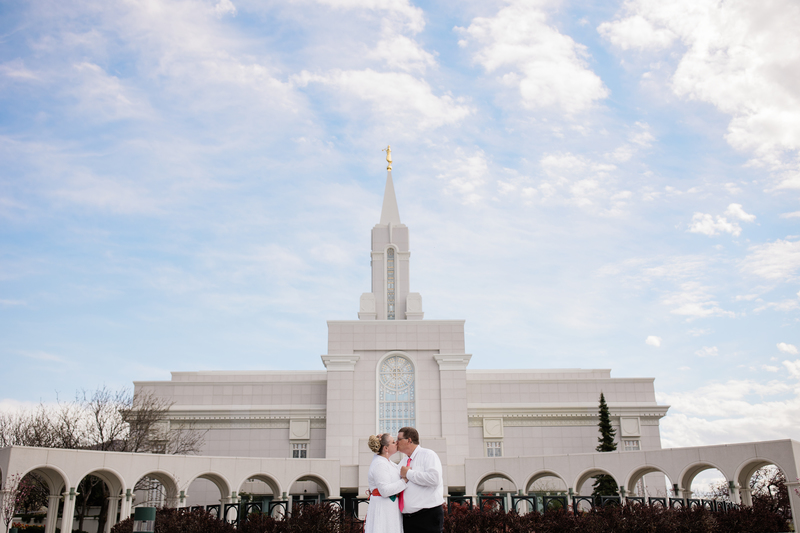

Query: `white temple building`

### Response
(5, 156, 800, 533)
(135, 159, 669, 502)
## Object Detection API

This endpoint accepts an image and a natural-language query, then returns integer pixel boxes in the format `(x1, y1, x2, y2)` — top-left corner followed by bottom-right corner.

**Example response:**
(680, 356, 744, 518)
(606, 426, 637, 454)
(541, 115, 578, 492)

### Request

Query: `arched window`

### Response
(379, 355, 415, 435)
(387, 248, 396, 320)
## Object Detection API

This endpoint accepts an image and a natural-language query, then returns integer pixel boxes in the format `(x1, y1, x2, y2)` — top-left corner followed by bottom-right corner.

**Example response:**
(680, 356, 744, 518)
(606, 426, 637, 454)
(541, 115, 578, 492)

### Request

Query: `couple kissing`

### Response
(365, 427, 444, 533)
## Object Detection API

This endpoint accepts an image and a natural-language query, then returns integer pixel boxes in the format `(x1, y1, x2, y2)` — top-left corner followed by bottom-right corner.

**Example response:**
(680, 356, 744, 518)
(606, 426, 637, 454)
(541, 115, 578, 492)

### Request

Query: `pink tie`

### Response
(399, 457, 411, 512)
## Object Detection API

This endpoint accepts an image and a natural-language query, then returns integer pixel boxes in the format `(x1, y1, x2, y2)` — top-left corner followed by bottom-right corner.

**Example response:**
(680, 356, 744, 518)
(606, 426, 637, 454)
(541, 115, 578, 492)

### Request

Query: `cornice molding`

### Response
(321, 354, 360, 371)
(434, 354, 472, 370)
(467, 405, 669, 420)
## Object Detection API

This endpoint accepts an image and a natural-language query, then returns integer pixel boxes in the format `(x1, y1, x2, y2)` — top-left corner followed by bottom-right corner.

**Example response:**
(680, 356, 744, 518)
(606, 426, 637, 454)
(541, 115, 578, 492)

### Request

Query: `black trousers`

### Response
(402, 505, 444, 533)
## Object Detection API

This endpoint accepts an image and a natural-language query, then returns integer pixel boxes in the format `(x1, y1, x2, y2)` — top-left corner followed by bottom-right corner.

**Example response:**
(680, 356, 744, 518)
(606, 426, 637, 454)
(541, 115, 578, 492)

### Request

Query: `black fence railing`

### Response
(188, 494, 741, 527)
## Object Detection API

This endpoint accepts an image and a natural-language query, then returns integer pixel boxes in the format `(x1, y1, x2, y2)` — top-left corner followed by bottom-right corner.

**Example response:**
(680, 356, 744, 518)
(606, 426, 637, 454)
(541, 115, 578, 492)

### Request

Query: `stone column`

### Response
(729, 481, 741, 505)
(785, 481, 800, 533)
(165, 495, 179, 508)
(221, 493, 239, 524)
(321, 353, 360, 465)
(104, 497, 121, 533)
(0, 489, 9, 533)
(118, 489, 133, 525)
(739, 487, 752, 506)
(59, 489, 77, 533)
(44, 494, 60, 533)
(435, 354, 471, 469)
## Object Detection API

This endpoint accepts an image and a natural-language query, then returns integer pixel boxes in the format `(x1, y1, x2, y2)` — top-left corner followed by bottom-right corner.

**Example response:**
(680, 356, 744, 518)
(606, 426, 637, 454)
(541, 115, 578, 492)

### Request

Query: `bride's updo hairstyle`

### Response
(368, 433, 391, 454)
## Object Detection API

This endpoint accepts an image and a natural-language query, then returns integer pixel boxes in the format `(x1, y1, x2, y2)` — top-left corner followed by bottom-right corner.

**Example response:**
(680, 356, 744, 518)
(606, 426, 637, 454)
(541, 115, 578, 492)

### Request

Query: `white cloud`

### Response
(754, 299, 800, 313)
(658, 377, 800, 447)
(724, 203, 755, 222)
(71, 62, 151, 121)
(458, 2, 608, 114)
(293, 69, 471, 130)
(780, 211, 800, 219)
(536, 152, 628, 213)
(435, 148, 489, 205)
(310, 0, 425, 33)
(607, 121, 654, 162)
(51, 171, 162, 215)
(688, 204, 755, 236)
(599, 0, 800, 172)
(762, 365, 779, 372)
(214, 0, 237, 16)
(597, 14, 677, 51)
(0, 399, 42, 414)
(20, 350, 66, 363)
(662, 282, 734, 319)
(741, 239, 800, 281)
(688, 213, 741, 237)
(783, 359, 800, 379)
(695, 346, 718, 357)
(778, 343, 799, 355)
(645, 335, 662, 347)
(0, 59, 40, 81)
(366, 32, 436, 73)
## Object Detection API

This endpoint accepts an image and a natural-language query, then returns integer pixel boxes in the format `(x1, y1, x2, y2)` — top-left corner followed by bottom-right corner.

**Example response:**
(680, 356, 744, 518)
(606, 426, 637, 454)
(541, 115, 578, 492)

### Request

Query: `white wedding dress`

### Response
(364, 454, 406, 533)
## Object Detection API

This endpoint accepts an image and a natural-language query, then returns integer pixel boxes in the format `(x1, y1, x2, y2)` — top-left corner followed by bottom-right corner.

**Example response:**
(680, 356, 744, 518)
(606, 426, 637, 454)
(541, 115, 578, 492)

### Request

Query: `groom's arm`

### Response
(403, 451, 442, 487)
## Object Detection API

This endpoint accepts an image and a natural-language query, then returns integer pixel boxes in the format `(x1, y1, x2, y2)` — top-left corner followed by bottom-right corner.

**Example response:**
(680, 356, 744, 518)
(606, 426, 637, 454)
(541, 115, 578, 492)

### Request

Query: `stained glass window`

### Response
(387, 248, 395, 320)
(379, 355, 415, 435)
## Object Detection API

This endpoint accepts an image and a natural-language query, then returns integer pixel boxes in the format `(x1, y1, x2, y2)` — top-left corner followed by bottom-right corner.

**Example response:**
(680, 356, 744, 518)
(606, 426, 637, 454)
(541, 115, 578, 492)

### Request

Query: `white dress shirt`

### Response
(401, 445, 444, 514)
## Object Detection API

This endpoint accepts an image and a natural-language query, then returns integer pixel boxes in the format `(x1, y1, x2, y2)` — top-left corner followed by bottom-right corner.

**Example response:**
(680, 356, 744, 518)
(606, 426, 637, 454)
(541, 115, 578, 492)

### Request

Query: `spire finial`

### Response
(382, 145, 392, 170)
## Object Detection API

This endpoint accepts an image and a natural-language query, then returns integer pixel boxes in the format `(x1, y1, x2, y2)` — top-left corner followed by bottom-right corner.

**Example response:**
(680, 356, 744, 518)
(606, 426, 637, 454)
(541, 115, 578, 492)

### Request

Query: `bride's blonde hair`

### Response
(368, 433, 390, 454)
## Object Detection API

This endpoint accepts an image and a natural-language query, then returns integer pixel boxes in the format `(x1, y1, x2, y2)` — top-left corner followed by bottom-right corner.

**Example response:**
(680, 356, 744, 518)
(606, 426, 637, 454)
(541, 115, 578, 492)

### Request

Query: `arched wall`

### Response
(735, 458, 788, 491)
(134, 470, 180, 500)
(474, 471, 518, 495)
(77, 467, 126, 496)
(524, 470, 567, 493)
(287, 474, 332, 498)
(18, 464, 70, 495)
(236, 473, 282, 498)
(573, 468, 617, 496)
(625, 466, 672, 494)
(186, 472, 232, 499)
(679, 462, 728, 492)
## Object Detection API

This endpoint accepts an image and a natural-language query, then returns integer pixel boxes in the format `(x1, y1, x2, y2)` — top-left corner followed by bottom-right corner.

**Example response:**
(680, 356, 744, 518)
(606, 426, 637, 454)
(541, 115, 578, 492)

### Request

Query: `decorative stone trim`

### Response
(482, 418, 503, 438)
(290, 418, 311, 441)
(434, 354, 472, 370)
(321, 355, 361, 371)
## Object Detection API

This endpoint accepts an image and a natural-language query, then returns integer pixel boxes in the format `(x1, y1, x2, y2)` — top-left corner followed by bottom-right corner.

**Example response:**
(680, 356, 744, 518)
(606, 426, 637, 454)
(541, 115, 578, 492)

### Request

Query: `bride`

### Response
(365, 433, 406, 533)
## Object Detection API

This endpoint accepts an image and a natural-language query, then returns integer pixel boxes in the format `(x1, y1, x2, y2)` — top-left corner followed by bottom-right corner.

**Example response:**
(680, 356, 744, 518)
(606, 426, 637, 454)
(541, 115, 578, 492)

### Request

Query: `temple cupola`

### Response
(358, 147, 424, 320)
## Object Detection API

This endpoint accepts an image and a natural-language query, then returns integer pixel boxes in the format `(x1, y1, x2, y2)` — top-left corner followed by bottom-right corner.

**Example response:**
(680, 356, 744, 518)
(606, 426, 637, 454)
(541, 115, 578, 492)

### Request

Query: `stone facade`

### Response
(134, 170, 668, 501)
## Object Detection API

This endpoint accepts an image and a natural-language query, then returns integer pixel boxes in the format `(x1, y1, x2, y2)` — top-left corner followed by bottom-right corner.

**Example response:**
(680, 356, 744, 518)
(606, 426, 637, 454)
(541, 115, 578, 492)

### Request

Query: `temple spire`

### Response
(379, 150, 401, 225)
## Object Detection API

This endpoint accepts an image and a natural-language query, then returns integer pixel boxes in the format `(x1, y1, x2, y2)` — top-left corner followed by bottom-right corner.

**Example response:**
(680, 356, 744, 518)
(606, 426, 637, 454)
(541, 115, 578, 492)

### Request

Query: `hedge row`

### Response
(443, 502, 790, 533)
(109, 500, 790, 533)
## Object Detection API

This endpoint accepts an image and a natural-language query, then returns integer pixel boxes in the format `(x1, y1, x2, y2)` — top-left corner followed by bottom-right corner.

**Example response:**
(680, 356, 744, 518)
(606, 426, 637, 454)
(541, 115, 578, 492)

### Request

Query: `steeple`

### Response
(357, 148, 423, 321)
(379, 170, 402, 225)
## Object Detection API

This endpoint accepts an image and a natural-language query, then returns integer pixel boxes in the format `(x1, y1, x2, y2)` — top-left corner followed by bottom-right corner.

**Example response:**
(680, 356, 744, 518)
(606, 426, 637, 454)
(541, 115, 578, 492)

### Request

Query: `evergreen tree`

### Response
(592, 392, 619, 498)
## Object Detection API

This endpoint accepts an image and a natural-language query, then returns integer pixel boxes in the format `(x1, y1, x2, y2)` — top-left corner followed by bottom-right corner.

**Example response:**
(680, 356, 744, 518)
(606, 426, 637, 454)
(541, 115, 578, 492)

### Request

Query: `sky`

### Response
(1, 0, 799, 460)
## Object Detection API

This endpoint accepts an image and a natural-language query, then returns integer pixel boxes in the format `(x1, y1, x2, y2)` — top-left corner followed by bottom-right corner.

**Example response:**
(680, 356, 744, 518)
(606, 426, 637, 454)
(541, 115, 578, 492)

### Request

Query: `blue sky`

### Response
(1, 0, 799, 453)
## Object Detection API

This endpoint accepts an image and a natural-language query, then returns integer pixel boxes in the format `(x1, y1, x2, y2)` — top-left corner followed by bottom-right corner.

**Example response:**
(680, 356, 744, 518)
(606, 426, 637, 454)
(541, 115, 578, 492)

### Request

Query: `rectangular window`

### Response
(486, 441, 502, 457)
(292, 443, 308, 458)
(623, 439, 640, 451)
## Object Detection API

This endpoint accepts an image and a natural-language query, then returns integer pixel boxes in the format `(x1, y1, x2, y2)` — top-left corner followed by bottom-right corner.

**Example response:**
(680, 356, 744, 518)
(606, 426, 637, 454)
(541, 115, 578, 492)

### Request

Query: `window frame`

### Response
(375, 352, 416, 435)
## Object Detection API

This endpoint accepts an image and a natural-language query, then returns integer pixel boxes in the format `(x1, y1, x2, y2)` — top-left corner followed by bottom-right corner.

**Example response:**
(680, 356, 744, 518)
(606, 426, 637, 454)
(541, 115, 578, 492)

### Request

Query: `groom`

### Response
(397, 427, 444, 533)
